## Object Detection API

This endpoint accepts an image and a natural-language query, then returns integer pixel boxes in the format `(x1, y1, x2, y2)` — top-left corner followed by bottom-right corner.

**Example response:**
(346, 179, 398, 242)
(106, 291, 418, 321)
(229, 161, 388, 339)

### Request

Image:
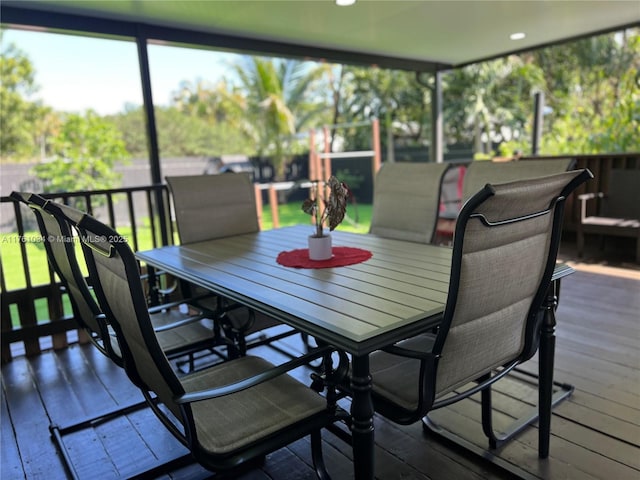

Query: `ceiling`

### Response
(2, 0, 639, 71)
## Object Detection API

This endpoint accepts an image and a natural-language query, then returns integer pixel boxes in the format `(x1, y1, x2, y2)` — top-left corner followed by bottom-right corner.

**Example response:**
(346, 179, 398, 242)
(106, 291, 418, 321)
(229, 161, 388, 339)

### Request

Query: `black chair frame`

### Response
(338, 170, 591, 472)
(74, 211, 350, 477)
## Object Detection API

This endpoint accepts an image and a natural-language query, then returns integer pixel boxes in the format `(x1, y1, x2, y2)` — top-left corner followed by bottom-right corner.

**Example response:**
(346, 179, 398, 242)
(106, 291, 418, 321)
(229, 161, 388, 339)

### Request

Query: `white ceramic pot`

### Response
(308, 234, 332, 260)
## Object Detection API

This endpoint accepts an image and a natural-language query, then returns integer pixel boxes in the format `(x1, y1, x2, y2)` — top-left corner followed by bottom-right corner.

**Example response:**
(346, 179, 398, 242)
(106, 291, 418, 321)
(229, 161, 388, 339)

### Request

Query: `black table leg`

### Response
(351, 354, 375, 479)
(538, 279, 559, 458)
(146, 265, 160, 306)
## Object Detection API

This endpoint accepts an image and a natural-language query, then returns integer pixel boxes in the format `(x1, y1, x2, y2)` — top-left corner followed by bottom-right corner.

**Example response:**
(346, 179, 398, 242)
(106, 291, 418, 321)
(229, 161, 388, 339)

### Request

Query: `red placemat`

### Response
(277, 246, 372, 269)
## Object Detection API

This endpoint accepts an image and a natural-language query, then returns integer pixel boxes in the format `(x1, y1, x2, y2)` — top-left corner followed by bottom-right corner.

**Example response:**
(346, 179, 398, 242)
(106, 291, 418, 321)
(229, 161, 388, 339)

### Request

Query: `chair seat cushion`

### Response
(181, 355, 327, 454)
(370, 333, 436, 411)
(150, 309, 216, 352)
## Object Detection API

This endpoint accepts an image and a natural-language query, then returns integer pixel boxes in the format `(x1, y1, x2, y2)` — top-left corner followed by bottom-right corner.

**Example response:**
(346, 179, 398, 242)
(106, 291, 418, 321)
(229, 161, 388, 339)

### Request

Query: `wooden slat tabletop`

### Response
(136, 226, 451, 354)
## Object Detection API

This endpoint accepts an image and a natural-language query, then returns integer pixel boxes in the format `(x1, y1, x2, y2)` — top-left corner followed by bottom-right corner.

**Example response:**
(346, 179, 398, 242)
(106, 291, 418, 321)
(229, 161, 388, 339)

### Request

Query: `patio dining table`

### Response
(136, 224, 572, 479)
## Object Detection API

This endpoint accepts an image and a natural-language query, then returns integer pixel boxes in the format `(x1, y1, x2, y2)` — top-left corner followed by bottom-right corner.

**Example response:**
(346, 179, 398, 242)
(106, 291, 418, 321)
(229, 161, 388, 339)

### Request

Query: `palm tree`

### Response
(232, 56, 329, 180)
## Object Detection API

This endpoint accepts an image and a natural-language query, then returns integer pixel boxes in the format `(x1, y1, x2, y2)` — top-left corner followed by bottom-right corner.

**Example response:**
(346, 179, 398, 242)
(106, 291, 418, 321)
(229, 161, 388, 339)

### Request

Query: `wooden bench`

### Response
(577, 169, 640, 263)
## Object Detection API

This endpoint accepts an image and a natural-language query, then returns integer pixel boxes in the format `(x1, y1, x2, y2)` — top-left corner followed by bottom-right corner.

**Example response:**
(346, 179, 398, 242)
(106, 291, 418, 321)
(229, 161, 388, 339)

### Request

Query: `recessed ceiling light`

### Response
(510, 32, 526, 40)
(336, 0, 356, 6)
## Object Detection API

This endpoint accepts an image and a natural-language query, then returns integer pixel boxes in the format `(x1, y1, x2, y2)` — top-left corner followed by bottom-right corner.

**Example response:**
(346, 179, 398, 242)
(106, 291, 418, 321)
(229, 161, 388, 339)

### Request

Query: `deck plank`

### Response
(2, 262, 639, 479)
(0, 389, 24, 479)
(1, 356, 68, 478)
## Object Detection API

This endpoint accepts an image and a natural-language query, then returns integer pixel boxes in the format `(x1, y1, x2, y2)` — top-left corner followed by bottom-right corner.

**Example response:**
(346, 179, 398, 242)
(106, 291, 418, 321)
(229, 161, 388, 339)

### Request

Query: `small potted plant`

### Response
(302, 175, 351, 260)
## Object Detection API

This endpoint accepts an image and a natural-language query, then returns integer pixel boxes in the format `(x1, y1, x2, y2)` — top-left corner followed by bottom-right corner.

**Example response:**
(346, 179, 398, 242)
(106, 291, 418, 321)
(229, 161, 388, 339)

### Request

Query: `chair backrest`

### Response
(166, 173, 259, 244)
(370, 162, 451, 243)
(9, 192, 119, 362)
(431, 169, 592, 398)
(462, 158, 576, 204)
(601, 169, 640, 219)
(72, 210, 185, 419)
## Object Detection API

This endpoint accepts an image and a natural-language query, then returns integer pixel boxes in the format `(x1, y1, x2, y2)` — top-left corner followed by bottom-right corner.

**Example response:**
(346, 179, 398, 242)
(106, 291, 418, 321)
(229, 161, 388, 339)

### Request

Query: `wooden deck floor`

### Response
(2, 250, 639, 479)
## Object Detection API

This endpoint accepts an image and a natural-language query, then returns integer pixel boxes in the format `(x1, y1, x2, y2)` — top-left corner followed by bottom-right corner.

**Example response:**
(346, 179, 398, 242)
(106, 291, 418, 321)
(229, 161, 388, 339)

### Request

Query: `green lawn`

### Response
(261, 201, 371, 234)
(2, 202, 371, 290)
(3, 202, 372, 325)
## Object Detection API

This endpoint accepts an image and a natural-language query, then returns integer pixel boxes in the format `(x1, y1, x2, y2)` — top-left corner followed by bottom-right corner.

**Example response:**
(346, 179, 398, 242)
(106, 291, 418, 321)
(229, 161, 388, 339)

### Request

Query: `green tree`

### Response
(500, 28, 640, 155)
(586, 66, 640, 152)
(444, 57, 545, 156)
(156, 106, 250, 157)
(168, 79, 254, 156)
(335, 66, 429, 155)
(32, 111, 130, 193)
(0, 40, 43, 160)
(106, 104, 148, 158)
(172, 78, 244, 124)
(231, 57, 329, 179)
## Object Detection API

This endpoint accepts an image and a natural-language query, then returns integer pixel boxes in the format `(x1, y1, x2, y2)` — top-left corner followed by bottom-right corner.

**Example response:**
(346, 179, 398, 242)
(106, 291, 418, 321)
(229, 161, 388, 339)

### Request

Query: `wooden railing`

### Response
(1, 152, 638, 362)
(524, 153, 640, 231)
(1, 185, 173, 362)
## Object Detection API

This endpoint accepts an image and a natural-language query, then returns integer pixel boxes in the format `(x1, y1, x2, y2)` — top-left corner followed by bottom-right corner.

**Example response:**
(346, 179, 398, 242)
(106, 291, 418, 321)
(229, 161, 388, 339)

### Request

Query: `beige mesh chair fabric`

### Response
(75, 211, 343, 474)
(364, 169, 591, 427)
(166, 173, 283, 353)
(434, 171, 582, 396)
(166, 173, 259, 244)
(370, 162, 451, 243)
(9, 192, 121, 362)
(28, 196, 222, 364)
(461, 158, 575, 204)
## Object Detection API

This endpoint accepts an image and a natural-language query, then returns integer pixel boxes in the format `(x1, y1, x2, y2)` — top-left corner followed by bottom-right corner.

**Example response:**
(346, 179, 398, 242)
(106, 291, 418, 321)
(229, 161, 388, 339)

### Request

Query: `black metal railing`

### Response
(1, 153, 638, 362)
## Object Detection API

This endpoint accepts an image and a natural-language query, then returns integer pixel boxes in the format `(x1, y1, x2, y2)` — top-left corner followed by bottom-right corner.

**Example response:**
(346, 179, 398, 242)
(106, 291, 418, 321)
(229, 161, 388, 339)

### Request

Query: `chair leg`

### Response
(479, 282, 574, 453)
(422, 413, 539, 480)
(311, 430, 331, 480)
(236, 332, 248, 356)
(538, 285, 560, 459)
(187, 352, 195, 372)
(479, 375, 499, 449)
(479, 372, 541, 450)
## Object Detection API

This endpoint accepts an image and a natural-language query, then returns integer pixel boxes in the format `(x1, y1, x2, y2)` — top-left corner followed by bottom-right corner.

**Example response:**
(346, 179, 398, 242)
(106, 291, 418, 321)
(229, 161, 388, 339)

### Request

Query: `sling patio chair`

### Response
(340, 169, 592, 460)
(10, 192, 238, 477)
(166, 172, 299, 356)
(74, 207, 349, 478)
(370, 162, 451, 244)
(10, 192, 226, 371)
(10, 191, 121, 364)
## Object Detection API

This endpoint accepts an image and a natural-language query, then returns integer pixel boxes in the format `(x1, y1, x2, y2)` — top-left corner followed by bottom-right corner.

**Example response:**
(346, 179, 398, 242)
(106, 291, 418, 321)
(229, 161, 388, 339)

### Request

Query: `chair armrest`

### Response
(578, 192, 605, 221)
(147, 292, 215, 314)
(381, 344, 435, 360)
(175, 345, 340, 404)
(578, 192, 604, 201)
(152, 314, 208, 332)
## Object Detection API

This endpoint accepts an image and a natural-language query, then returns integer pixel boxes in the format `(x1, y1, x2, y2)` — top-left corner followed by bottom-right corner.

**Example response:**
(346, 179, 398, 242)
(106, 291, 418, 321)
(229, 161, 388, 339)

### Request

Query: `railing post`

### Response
(372, 118, 381, 173)
(323, 125, 332, 180)
(254, 184, 264, 231)
(268, 185, 279, 229)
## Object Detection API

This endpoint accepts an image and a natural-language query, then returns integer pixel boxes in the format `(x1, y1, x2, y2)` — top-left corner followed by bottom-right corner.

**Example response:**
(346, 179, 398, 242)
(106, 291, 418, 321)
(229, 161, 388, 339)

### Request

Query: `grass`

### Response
(3, 202, 372, 326)
(261, 201, 371, 234)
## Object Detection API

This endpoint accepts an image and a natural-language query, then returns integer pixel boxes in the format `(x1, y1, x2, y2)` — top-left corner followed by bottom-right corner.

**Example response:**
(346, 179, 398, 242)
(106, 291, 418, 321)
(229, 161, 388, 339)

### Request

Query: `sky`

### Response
(2, 28, 238, 115)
